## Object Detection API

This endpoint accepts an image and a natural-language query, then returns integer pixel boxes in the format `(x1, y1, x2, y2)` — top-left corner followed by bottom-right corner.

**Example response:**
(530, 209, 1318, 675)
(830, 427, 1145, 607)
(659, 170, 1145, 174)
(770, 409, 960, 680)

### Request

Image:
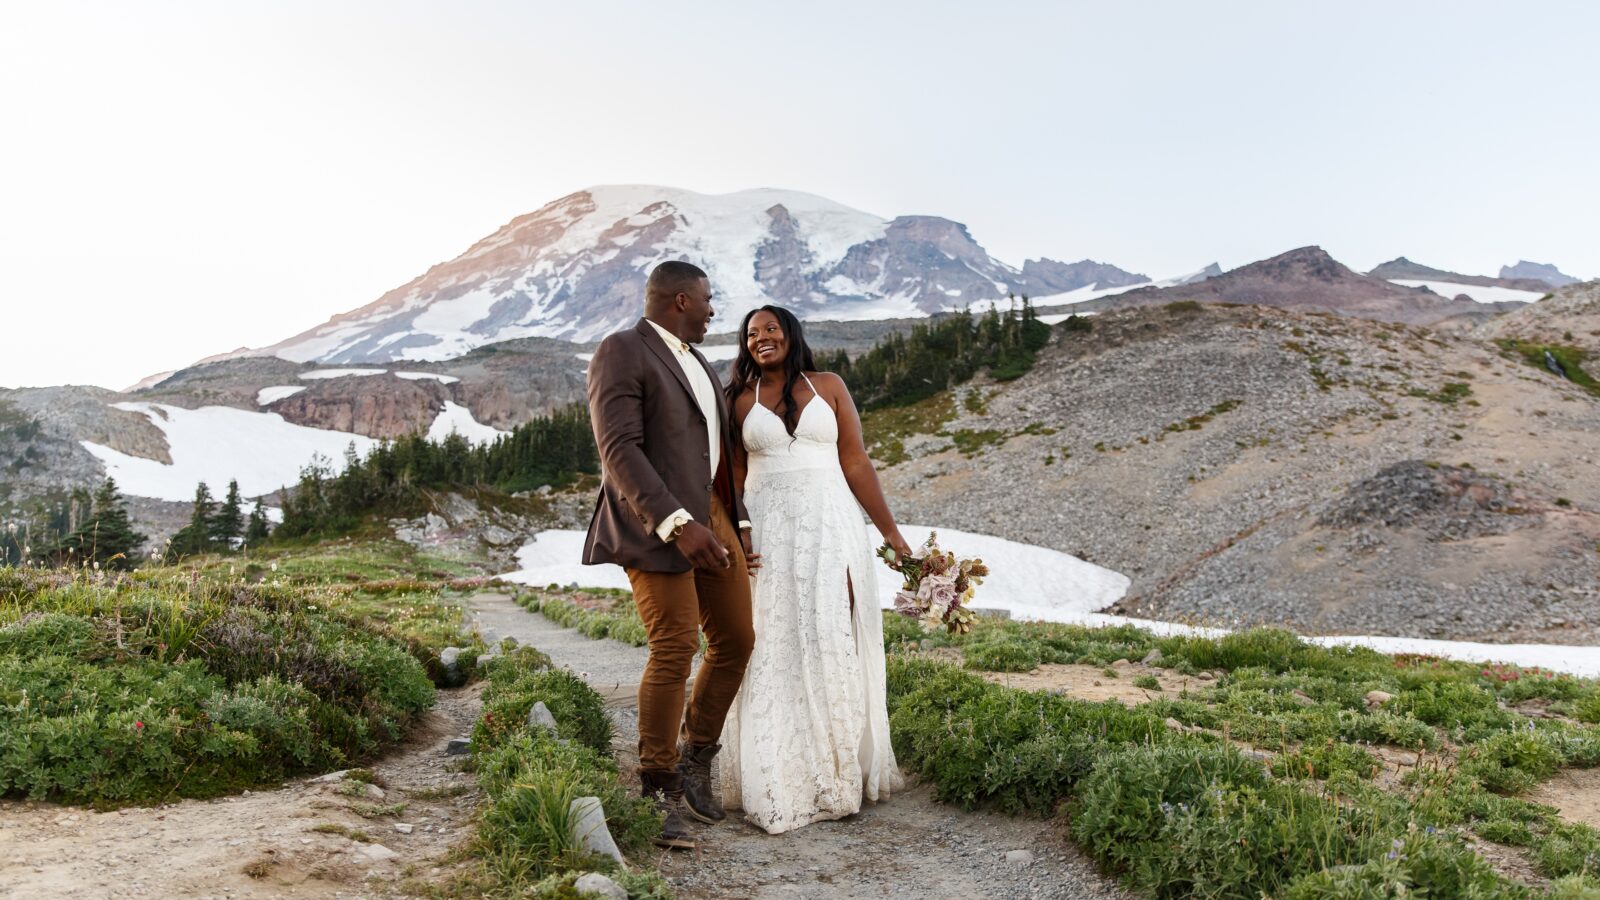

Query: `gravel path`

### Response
(464, 591, 1131, 900)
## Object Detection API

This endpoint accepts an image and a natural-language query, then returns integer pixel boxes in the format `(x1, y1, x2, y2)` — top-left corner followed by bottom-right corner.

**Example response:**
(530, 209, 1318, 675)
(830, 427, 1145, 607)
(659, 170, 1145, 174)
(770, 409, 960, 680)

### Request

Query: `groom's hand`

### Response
(676, 521, 731, 570)
(741, 531, 761, 576)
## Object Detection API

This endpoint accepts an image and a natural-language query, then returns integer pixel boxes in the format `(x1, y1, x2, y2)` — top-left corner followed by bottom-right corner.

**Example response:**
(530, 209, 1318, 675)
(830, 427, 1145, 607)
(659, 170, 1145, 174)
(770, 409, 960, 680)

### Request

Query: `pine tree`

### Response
(244, 498, 271, 546)
(53, 478, 145, 569)
(169, 482, 216, 557)
(210, 479, 245, 549)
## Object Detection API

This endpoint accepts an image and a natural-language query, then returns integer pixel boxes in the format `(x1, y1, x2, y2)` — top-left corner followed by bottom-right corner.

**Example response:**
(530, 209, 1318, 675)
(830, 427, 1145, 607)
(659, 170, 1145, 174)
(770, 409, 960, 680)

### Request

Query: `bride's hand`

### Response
(741, 530, 762, 577)
(886, 530, 914, 562)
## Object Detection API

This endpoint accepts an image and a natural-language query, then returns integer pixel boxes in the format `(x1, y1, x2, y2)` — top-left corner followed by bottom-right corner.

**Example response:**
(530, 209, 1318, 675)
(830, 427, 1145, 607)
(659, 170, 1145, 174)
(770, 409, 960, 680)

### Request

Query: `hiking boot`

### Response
(640, 771, 697, 850)
(677, 741, 726, 824)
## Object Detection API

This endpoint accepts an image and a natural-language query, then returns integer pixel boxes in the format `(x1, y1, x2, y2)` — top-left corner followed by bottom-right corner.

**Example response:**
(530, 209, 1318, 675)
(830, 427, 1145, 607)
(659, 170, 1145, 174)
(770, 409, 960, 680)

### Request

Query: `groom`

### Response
(582, 260, 756, 850)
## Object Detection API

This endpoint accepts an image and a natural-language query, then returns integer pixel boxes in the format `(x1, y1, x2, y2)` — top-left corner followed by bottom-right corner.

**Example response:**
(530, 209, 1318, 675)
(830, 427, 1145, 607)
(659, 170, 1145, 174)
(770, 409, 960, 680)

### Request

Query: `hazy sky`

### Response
(2, 1, 1595, 390)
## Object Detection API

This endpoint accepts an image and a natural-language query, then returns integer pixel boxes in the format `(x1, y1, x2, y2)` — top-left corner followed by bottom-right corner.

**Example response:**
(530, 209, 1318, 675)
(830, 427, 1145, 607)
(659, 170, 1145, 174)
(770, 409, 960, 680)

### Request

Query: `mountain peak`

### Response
(1500, 260, 1578, 288)
(254, 185, 1037, 365)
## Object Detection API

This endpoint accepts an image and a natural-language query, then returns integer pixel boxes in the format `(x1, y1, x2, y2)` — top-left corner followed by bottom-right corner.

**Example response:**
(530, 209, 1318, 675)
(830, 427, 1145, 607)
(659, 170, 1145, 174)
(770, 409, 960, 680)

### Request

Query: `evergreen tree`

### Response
(210, 479, 245, 548)
(169, 482, 216, 557)
(244, 498, 271, 546)
(52, 478, 145, 569)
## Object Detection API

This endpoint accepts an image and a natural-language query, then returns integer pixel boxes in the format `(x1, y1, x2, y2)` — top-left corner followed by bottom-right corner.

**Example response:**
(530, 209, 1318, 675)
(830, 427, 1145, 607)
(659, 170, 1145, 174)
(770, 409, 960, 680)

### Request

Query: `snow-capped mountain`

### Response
(257, 186, 1060, 366)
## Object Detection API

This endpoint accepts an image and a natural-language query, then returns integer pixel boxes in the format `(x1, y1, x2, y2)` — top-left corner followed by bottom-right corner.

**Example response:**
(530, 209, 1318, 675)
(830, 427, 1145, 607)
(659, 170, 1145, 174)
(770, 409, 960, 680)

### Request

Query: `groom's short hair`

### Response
(646, 260, 708, 309)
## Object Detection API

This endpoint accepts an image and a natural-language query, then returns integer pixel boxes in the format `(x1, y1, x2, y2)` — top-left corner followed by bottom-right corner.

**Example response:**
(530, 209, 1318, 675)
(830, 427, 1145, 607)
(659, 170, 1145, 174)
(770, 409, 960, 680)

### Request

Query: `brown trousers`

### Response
(625, 494, 754, 776)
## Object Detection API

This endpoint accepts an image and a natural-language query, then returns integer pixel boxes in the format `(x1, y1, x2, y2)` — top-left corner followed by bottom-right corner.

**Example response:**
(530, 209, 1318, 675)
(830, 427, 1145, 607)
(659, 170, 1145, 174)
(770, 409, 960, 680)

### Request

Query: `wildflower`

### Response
(134, 721, 145, 731)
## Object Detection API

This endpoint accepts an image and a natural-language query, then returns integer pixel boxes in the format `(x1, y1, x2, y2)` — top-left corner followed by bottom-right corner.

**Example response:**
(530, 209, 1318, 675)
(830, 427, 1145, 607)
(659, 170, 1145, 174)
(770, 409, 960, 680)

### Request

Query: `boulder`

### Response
(569, 796, 625, 866)
(527, 700, 558, 732)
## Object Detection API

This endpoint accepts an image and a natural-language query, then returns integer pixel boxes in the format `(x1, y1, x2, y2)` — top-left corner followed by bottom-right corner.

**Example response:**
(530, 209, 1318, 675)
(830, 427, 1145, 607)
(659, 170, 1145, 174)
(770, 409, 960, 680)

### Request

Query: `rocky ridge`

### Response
(1073, 246, 1528, 326)
(877, 302, 1600, 644)
(1367, 256, 1554, 292)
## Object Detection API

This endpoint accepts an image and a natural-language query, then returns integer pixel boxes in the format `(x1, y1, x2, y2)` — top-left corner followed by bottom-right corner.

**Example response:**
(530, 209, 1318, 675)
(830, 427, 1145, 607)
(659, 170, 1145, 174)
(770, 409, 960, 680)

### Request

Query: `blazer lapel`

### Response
(634, 319, 701, 418)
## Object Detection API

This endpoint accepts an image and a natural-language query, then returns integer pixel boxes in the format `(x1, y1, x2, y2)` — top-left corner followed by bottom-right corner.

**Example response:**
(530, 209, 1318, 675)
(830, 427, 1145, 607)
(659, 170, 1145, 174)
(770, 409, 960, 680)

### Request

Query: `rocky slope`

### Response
(1071, 247, 1528, 325)
(877, 302, 1600, 644)
(1367, 257, 1553, 292)
(1473, 280, 1600, 354)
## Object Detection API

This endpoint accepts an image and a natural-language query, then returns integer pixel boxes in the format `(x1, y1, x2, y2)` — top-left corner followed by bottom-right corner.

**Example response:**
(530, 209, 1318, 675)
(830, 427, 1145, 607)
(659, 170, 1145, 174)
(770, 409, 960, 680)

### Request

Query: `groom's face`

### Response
(678, 277, 714, 343)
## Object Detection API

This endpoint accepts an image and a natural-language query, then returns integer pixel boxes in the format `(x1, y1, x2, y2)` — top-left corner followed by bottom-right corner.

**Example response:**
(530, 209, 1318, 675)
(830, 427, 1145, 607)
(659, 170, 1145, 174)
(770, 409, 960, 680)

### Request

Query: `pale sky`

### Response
(2, 1, 1595, 390)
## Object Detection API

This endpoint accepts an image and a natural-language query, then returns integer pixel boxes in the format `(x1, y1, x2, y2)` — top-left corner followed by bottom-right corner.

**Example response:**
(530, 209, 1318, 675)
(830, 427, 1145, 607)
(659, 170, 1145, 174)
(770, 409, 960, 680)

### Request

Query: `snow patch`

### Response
(82, 403, 379, 502)
(256, 385, 307, 405)
(394, 371, 461, 384)
(500, 525, 1600, 678)
(300, 368, 388, 380)
(1388, 279, 1546, 305)
(426, 401, 508, 446)
(1037, 311, 1099, 325)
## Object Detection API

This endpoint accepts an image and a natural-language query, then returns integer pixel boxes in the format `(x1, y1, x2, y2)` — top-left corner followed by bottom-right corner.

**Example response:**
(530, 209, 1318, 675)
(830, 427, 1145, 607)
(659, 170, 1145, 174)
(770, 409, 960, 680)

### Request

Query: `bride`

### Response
(715, 304, 910, 834)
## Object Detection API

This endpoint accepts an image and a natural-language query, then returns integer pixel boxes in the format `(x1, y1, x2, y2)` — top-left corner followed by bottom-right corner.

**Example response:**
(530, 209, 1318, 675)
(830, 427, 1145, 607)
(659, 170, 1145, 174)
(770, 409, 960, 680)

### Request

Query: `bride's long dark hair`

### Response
(726, 304, 817, 440)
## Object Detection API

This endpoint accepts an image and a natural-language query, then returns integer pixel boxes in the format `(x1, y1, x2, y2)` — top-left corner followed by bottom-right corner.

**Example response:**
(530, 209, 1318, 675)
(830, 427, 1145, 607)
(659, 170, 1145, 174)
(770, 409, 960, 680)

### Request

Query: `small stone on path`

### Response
(569, 796, 624, 865)
(1005, 849, 1035, 865)
(574, 872, 628, 899)
(394, 823, 413, 834)
(445, 738, 472, 756)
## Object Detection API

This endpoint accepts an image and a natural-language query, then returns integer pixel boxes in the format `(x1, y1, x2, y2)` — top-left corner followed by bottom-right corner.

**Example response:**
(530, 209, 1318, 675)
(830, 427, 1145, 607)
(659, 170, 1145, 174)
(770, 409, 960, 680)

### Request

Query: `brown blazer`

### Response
(582, 318, 748, 573)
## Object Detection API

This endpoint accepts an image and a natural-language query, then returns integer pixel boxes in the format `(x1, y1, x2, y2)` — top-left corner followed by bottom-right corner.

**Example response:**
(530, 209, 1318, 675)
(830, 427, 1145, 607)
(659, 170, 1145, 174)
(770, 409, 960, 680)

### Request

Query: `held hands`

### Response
(741, 530, 762, 577)
(676, 520, 731, 570)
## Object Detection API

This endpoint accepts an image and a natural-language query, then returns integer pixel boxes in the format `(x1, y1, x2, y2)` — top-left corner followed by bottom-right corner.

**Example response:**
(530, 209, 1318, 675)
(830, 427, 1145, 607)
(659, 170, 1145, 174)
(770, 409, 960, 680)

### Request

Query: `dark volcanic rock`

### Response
(1317, 460, 1522, 540)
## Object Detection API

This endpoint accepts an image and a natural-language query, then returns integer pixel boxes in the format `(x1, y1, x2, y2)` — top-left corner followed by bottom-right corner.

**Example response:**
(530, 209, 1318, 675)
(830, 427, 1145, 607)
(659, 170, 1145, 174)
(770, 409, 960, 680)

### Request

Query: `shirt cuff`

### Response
(738, 520, 753, 531)
(656, 509, 692, 543)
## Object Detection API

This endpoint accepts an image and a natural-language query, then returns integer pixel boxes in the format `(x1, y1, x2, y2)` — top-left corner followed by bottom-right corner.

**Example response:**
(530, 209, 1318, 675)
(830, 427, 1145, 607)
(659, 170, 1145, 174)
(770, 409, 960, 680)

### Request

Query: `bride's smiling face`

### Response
(746, 310, 786, 369)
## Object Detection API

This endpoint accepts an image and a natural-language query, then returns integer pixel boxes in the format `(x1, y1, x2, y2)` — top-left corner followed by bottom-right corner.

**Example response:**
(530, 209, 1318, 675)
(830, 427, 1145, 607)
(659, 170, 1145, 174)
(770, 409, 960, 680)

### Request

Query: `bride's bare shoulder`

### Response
(806, 371, 850, 401)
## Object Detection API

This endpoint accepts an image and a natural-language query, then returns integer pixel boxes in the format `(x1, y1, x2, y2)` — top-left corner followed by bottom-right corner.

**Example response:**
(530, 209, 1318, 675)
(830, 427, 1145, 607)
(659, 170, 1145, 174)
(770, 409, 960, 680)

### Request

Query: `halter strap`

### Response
(755, 373, 816, 405)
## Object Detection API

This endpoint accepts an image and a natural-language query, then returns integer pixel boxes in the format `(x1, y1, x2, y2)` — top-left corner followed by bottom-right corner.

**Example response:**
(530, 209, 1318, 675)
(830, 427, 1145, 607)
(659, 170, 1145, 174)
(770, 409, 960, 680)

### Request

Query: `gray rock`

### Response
(394, 823, 414, 834)
(1141, 648, 1164, 665)
(446, 738, 472, 756)
(358, 843, 399, 861)
(970, 607, 1013, 620)
(527, 700, 558, 732)
(1005, 849, 1035, 865)
(1364, 690, 1395, 707)
(573, 872, 628, 900)
(438, 646, 468, 687)
(361, 783, 386, 800)
(310, 769, 350, 783)
(569, 796, 625, 866)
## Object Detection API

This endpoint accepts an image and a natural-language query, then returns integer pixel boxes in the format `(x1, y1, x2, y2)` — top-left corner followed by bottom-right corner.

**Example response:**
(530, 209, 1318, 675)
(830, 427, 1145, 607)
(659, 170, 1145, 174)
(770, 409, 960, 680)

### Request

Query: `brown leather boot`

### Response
(640, 771, 697, 850)
(677, 741, 726, 824)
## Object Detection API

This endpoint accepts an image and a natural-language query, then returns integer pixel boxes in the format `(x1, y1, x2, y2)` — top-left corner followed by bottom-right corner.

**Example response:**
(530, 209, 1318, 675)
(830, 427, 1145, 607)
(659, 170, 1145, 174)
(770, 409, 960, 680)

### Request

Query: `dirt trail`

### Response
(465, 591, 1130, 900)
(0, 688, 484, 899)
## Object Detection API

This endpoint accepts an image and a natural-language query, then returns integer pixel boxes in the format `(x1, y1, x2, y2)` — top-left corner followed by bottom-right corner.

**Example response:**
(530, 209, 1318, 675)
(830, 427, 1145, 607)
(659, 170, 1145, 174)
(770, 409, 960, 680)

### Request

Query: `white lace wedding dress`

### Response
(717, 375, 903, 834)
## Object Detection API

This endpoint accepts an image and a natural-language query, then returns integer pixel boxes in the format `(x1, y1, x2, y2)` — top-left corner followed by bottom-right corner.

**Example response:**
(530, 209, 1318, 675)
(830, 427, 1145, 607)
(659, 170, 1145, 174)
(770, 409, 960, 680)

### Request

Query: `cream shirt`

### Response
(645, 318, 746, 541)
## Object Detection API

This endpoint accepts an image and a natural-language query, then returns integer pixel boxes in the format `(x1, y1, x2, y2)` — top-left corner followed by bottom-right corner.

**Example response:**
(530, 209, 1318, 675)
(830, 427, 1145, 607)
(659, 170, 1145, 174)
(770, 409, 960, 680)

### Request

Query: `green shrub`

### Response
(1461, 729, 1563, 794)
(475, 730, 659, 859)
(473, 651, 612, 755)
(1270, 739, 1381, 781)
(1538, 821, 1600, 879)
(887, 657, 1164, 813)
(962, 637, 1042, 672)
(1278, 832, 1512, 899)
(0, 570, 439, 807)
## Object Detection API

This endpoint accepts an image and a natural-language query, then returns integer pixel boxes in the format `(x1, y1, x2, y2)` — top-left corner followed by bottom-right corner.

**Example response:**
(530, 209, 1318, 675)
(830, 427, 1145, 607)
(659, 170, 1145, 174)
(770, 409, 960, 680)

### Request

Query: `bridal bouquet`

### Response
(878, 532, 988, 635)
